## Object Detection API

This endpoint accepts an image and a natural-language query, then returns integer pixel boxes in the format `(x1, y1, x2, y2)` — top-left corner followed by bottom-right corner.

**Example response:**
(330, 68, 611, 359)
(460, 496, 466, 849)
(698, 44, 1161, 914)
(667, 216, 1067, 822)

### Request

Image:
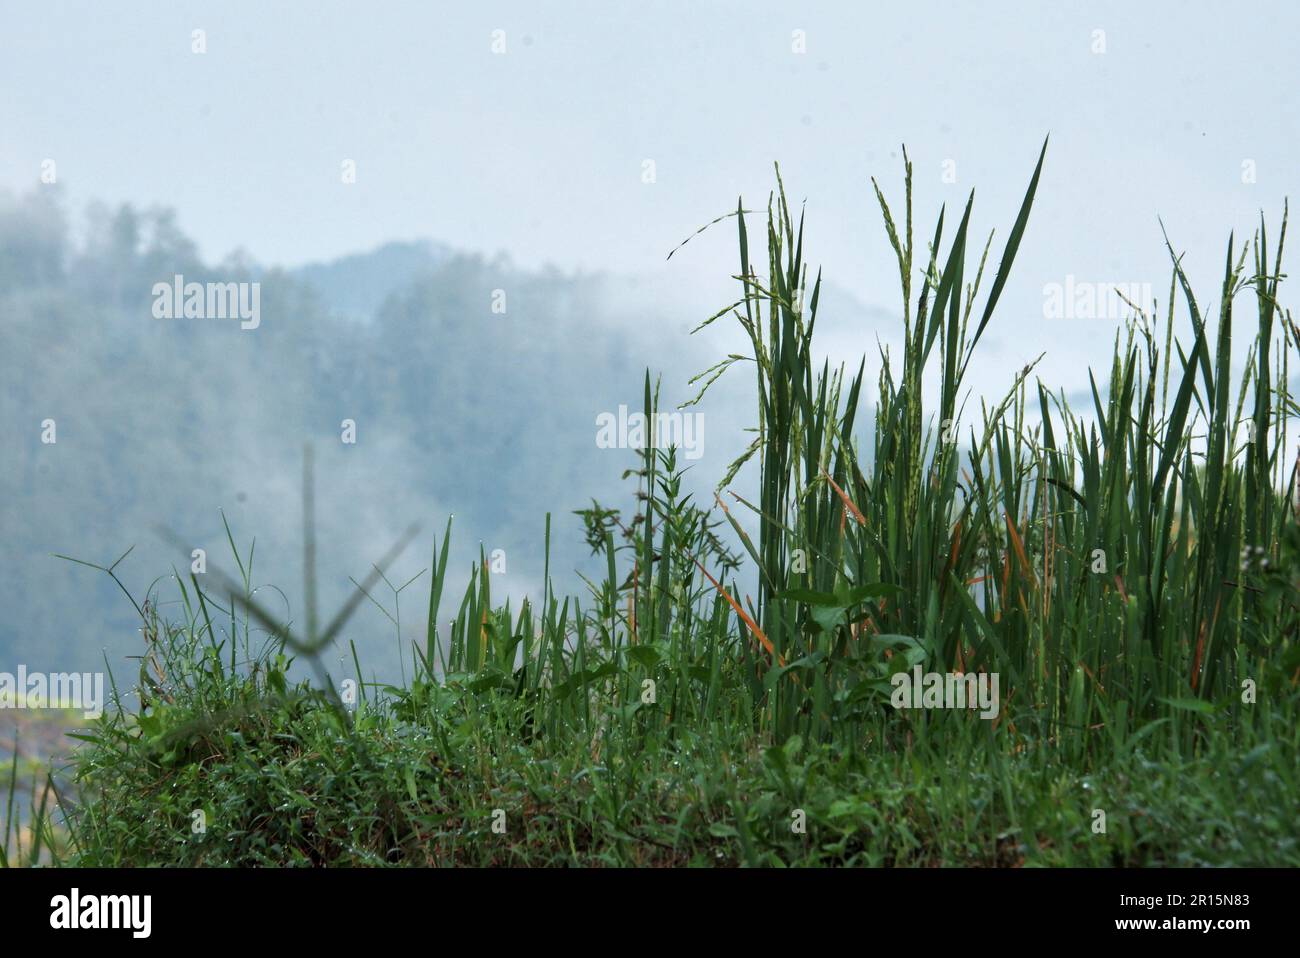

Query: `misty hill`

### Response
(0, 189, 892, 681)
(289, 240, 451, 322)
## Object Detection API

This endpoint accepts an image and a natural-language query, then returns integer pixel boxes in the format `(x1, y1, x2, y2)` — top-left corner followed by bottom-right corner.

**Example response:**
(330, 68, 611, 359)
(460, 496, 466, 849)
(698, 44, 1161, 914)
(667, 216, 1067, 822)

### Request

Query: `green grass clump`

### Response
(8, 142, 1300, 866)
